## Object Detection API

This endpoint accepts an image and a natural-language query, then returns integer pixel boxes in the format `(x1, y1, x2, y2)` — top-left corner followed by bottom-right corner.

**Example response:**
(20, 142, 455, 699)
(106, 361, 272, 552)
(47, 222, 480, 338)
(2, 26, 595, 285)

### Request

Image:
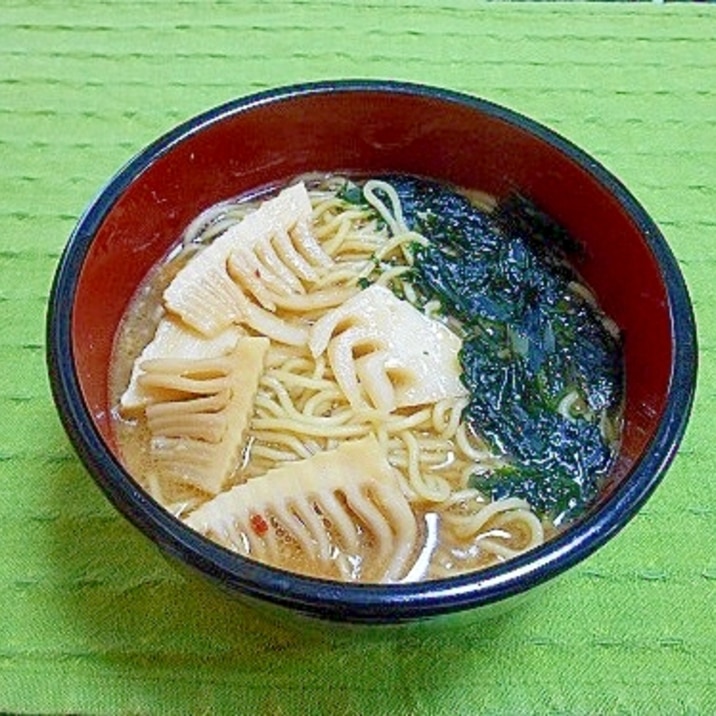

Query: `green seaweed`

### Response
(381, 177, 623, 524)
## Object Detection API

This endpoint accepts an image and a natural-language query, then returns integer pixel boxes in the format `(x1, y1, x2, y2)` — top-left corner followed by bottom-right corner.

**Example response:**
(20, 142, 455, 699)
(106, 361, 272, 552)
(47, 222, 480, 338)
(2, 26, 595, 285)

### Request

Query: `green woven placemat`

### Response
(1, 2, 714, 714)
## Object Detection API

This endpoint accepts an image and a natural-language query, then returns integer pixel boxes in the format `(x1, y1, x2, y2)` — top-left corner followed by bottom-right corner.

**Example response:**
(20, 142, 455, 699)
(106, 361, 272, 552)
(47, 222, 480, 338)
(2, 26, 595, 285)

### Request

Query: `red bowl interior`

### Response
(71, 87, 672, 500)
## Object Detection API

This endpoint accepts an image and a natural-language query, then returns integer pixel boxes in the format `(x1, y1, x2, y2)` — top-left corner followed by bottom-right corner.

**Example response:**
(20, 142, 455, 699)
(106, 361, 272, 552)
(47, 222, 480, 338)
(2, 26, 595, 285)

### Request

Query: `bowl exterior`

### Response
(47, 80, 697, 625)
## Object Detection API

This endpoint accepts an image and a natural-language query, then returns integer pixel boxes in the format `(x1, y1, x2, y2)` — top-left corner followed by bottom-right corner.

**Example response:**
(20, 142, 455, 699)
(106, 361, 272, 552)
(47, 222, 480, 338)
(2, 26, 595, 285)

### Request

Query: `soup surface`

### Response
(110, 175, 623, 583)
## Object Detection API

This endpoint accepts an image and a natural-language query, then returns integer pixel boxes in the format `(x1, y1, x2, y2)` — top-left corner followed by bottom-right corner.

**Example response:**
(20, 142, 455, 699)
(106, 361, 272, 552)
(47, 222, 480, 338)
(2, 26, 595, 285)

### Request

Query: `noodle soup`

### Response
(110, 175, 623, 584)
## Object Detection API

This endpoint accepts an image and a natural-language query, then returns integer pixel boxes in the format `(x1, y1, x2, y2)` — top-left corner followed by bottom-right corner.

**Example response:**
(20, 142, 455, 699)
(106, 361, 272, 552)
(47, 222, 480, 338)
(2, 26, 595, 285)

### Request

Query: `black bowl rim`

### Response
(46, 79, 698, 624)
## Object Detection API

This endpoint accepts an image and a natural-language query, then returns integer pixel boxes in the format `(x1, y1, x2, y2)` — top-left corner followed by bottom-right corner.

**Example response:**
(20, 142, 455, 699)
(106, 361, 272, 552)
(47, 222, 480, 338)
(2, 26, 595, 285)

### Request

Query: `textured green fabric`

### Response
(1, 1, 714, 713)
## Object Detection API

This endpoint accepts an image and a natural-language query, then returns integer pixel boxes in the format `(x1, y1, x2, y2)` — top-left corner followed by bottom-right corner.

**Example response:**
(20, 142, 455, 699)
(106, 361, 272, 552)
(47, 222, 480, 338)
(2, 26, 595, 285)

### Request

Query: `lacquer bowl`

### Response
(46, 81, 697, 627)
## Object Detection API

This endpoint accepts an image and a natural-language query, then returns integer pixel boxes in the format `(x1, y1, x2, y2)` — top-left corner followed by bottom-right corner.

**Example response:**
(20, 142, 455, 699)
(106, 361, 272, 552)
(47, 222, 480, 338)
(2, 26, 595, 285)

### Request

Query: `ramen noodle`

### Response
(110, 175, 623, 583)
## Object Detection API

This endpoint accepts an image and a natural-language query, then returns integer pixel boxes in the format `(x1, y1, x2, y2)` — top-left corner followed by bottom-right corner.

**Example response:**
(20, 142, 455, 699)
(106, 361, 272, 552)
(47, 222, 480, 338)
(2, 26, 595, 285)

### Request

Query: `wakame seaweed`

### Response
(379, 177, 623, 524)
